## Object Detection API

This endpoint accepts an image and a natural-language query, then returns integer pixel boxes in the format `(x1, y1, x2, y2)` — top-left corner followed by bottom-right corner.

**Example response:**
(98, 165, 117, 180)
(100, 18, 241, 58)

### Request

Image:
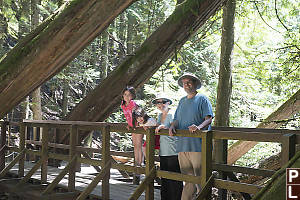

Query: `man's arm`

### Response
(188, 115, 212, 133)
(168, 120, 178, 136)
(198, 115, 212, 129)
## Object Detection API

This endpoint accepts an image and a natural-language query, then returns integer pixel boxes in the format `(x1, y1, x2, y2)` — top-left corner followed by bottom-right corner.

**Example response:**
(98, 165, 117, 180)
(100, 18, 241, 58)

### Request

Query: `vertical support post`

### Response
(281, 133, 296, 167)
(145, 129, 155, 200)
(201, 131, 213, 200)
(214, 137, 228, 199)
(68, 125, 78, 191)
(41, 126, 49, 183)
(33, 127, 37, 161)
(101, 125, 111, 200)
(0, 121, 7, 171)
(19, 123, 26, 177)
(133, 149, 139, 184)
(24, 125, 29, 161)
(7, 124, 10, 156)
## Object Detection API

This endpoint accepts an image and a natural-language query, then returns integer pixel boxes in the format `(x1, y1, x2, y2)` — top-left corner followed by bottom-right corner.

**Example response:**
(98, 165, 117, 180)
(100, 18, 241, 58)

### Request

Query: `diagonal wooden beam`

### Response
(129, 167, 156, 200)
(196, 175, 214, 200)
(0, 0, 136, 118)
(17, 158, 44, 186)
(42, 156, 76, 195)
(228, 89, 300, 164)
(76, 160, 111, 200)
(0, 149, 26, 178)
(62, 0, 226, 143)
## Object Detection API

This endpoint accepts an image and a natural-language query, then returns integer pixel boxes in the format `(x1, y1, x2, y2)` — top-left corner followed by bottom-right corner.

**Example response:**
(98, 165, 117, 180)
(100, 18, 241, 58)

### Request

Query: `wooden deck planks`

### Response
(7, 161, 161, 200)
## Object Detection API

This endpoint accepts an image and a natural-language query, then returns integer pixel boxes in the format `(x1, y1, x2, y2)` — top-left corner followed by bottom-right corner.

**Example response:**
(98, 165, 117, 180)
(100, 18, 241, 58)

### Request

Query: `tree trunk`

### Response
(31, 0, 42, 121)
(0, 7, 8, 57)
(0, 0, 135, 119)
(61, 0, 226, 143)
(18, 0, 31, 121)
(31, 87, 42, 120)
(109, 21, 117, 69)
(214, 0, 235, 163)
(100, 30, 109, 79)
(62, 79, 70, 118)
(214, 1, 235, 198)
(118, 13, 126, 59)
(228, 88, 300, 165)
(127, 12, 135, 55)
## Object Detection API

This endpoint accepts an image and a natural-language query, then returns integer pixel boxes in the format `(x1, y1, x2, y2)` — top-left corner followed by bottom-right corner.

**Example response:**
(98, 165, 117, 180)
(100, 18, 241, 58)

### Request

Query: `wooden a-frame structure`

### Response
(0, 0, 299, 165)
(0, 0, 226, 142)
(0, 0, 300, 198)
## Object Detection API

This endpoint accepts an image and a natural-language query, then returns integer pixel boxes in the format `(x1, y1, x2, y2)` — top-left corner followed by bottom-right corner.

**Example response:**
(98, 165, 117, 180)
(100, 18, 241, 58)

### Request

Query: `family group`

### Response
(121, 73, 214, 200)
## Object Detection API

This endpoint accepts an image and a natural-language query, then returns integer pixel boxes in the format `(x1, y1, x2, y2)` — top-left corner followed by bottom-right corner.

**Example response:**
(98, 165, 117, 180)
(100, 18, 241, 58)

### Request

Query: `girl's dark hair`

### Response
(121, 86, 136, 105)
(132, 107, 150, 126)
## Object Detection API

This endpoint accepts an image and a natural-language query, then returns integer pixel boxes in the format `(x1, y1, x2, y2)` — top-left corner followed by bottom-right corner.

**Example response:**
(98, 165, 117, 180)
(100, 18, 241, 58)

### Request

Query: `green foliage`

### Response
(1, 0, 299, 165)
(235, 142, 281, 167)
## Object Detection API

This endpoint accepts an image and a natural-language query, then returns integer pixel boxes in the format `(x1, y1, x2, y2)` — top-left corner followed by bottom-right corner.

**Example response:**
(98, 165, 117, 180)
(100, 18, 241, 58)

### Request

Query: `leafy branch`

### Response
(274, 0, 289, 32)
(252, 1, 281, 33)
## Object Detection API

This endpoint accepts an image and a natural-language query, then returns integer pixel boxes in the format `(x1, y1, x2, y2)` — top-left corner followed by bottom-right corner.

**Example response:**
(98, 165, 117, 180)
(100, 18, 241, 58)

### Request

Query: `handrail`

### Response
(1, 120, 299, 200)
(24, 140, 134, 157)
(17, 120, 300, 142)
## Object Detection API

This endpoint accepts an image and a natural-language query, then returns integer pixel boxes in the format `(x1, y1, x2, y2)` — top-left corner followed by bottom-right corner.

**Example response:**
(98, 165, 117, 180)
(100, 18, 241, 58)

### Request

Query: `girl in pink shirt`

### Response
(121, 87, 143, 167)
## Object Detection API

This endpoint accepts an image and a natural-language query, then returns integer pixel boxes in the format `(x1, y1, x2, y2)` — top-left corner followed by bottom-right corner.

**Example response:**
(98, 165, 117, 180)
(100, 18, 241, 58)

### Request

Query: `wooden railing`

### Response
(0, 120, 299, 200)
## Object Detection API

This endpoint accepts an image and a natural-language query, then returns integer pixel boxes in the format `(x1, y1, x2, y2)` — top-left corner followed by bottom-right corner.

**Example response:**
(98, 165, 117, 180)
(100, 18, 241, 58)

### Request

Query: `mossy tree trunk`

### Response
(0, 0, 135, 119)
(60, 0, 226, 143)
(100, 30, 109, 79)
(214, 0, 236, 198)
(0, 3, 8, 58)
(214, 0, 235, 163)
(31, 0, 42, 121)
(62, 78, 70, 118)
(228, 88, 300, 165)
(127, 12, 136, 56)
(118, 13, 126, 59)
(17, 0, 31, 120)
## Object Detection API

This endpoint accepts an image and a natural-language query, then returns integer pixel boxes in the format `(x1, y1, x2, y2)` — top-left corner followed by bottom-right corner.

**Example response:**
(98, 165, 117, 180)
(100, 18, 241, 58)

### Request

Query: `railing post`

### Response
(145, 128, 155, 200)
(41, 126, 49, 183)
(214, 136, 228, 199)
(102, 125, 111, 200)
(68, 125, 78, 191)
(201, 131, 213, 200)
(33, 127, 38, 161)
(19, 123, 26, 177)
(281, 133, 296, 167)
(0, 121, 7, 171)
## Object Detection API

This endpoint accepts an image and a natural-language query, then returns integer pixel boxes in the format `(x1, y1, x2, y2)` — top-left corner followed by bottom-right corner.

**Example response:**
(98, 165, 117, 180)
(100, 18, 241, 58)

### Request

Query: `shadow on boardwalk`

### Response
(4, 161, 161, 200)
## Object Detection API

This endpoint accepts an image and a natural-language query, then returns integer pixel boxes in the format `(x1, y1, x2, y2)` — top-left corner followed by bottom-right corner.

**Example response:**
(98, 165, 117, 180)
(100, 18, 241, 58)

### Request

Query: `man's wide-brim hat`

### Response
(152, 94, 172, 105)
(178, 73, 202, 89)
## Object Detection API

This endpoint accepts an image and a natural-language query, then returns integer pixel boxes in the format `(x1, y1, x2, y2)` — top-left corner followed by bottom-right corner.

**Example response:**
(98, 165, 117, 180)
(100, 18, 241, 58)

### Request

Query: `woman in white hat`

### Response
(153, 95, 183, 200)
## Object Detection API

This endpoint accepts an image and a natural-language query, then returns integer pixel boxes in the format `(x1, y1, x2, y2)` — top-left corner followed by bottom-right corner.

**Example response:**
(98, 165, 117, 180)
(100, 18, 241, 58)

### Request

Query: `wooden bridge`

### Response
(0, 120, 299, 199)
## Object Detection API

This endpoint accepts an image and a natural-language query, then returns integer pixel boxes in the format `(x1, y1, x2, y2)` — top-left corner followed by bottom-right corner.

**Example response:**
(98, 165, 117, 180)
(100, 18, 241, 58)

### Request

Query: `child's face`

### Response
(136, 116, 144, 124)
(123, 90, 133, 103)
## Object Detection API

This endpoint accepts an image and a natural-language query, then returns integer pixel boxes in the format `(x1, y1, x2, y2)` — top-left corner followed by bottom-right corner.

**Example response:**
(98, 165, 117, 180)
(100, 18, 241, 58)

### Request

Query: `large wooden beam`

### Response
(62, 0, 226, 143)
(252, 151, 300, 200)
(0, 0, 135, 119)
(228, 89, 300, 164)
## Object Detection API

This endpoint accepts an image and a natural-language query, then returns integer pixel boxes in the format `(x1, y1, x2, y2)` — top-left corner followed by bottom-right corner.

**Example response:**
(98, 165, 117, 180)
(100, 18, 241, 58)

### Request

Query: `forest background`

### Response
(0, 0, 299, 167)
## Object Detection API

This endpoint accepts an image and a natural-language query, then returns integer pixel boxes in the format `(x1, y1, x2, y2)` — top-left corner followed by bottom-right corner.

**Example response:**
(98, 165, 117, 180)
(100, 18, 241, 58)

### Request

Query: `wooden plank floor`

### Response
(7, 161, 161, 200)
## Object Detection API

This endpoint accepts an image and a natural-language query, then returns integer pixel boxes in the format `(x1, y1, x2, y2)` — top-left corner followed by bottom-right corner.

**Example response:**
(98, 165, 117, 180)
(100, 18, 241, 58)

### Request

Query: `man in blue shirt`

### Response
(169, 73, 213, 200)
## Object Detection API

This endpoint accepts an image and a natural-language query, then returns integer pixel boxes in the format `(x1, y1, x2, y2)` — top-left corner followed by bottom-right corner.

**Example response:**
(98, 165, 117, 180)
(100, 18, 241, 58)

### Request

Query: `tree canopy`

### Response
(0, 0, 299, 154)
